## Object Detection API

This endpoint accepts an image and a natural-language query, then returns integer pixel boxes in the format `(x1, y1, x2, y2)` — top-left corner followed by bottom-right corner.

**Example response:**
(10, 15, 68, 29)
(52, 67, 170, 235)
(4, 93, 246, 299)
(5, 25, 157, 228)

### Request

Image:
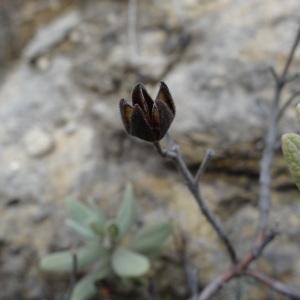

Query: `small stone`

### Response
(23, 128, 55, 158)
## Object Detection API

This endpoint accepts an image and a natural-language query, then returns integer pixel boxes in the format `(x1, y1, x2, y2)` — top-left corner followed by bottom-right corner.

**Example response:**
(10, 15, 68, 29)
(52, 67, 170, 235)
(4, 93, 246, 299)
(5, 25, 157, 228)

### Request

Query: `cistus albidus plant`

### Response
(40, 184, 171, 300)
(119, 27, 300, 299)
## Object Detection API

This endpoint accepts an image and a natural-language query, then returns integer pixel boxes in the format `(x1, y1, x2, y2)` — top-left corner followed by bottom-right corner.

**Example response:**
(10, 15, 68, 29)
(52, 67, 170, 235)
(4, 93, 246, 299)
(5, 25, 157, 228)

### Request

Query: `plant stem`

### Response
(153, 142, 238, 264)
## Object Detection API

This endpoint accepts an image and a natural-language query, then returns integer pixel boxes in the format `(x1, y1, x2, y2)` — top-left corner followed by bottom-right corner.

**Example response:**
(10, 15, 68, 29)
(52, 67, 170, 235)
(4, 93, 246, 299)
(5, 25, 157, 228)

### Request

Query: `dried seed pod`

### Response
(119, 82, 175, 142)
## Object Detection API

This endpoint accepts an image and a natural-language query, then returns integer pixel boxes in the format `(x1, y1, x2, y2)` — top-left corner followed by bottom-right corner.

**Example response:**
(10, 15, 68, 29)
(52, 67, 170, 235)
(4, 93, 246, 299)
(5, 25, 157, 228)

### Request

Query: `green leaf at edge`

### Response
(282, 133, 300, 189)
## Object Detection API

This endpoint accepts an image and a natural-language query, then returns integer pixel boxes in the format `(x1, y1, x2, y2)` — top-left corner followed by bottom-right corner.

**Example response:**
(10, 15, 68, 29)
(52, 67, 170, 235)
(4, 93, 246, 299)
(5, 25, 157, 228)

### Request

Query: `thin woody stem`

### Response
(196, 25, 300, 300)
(195, 149, 215, 183)
(197, 230, 277, 300)
(244, 270, 300, 299)
(281, 28, 300, 80)
(258, 26, 300, 236)
(153, 27, 300, 300)
(153, 142, 238, 264)
(276, 90, 300, 122)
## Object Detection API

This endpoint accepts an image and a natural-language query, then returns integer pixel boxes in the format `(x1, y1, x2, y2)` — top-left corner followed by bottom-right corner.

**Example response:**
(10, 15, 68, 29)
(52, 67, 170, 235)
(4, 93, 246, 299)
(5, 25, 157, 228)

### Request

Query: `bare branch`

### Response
(269, 66, 279, 83)
(197, 231, 277, 300)
(257, 102, 278, 234)
(198, 25, 300, 300)
(195, 149, 215, 183)
(154, 142, 238, 264)
(245, 270, 300, 300)
(153, 25, 300, 300)
(198, 271, 234, 300)
(276, 91, 300, 122)
(280, 27, 300, 80)
(176, 232, 199, 299)
(258, 26, 300, 236)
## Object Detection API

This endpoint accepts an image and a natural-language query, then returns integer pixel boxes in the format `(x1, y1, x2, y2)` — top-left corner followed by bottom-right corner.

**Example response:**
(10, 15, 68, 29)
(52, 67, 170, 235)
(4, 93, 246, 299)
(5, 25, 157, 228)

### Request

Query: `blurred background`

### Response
(0, 0, 300, 299)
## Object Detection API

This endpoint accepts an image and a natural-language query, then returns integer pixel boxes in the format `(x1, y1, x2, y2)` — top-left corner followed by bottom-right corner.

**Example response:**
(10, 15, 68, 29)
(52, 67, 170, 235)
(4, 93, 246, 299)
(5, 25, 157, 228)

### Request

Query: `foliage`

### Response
(282, 103, 300, 189)
(40, 184, 172, 300)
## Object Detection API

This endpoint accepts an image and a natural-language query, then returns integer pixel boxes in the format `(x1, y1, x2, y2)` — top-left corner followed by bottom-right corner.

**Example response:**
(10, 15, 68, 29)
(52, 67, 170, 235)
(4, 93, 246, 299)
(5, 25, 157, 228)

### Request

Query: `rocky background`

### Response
(1, 0, 300, 299)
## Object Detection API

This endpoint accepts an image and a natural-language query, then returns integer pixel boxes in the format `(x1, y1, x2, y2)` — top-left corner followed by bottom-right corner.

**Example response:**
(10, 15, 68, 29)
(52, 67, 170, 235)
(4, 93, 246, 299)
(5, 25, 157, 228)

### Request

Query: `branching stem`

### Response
(152, 26, 300, 300)
(258, 26, 300, 237)
(153, 142, 238, 264)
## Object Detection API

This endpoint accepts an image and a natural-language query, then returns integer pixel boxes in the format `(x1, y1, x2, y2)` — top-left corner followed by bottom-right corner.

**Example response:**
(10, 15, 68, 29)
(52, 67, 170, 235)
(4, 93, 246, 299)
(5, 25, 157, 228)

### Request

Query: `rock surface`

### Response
(23, 127, 55, 158)
(1, 0, 300, 299)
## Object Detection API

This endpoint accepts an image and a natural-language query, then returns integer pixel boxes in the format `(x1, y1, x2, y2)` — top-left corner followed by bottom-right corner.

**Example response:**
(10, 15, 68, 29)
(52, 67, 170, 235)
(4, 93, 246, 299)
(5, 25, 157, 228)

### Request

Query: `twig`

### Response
(245, 270, 300, 300)
(176, 232, 199, 299)
(151, 26, 300, 300)
(197, 231, 277, 300)
(281, 28, 300, 81)
(195, 149, 215, 183)
(269, 67, 279, 83)
(234, 280, 243, 300)
(258, 26, 300, 236)
(153, 142, 238, 264)
(276, 90, 300, 122)
(195, 25, 300, 300)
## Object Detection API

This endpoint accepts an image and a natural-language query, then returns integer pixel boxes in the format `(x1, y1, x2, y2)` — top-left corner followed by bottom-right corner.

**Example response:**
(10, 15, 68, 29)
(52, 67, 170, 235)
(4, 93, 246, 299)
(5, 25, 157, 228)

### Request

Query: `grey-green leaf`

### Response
(282, 133, 300, 189)
(40, 241, 108, 273)
(65, 198, 105, 228)
(66, 219, 96, 239)
(131, 222, 172, 255)
(112, 247, 150, 277)
(115, 184, 136, 237)
(71, 268, 109, 300)
(90, 219, 105, 236)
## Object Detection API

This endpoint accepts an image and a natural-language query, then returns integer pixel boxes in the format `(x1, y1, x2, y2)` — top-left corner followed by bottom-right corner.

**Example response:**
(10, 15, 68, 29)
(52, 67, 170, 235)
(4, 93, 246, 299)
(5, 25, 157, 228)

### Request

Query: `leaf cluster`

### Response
(40, 184, 172, 300)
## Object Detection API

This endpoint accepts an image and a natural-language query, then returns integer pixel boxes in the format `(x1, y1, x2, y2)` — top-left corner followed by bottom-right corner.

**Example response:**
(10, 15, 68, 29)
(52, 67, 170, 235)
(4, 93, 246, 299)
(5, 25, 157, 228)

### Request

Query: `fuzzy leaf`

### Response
(90, 219, 105, 236)
(65, 198, 105, 228)
(112, 248, 150, 277)
(40, 241, 108, 273)
(71, 268, 109, 300)
(282, 133, 300, 190)
(116, 184, 136, 237)
(66, 219, 96, 239)
(131, 222, 172, 254)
